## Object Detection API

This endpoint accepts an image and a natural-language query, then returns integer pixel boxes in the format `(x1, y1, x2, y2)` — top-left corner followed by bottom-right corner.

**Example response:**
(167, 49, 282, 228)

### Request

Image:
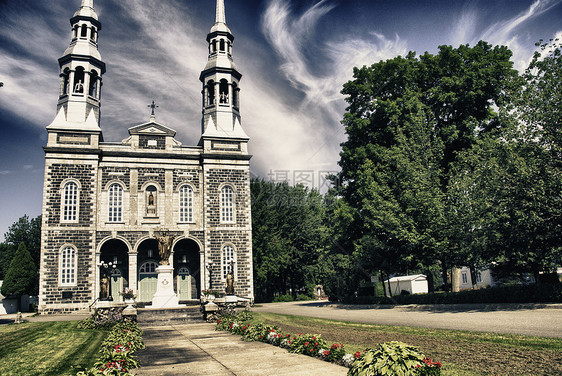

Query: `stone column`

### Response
(129, 252, 138, 294)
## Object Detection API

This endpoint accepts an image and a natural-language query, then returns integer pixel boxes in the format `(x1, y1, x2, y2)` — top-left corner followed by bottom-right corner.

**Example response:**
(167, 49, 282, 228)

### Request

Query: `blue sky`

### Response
(0, 0, 561, 240)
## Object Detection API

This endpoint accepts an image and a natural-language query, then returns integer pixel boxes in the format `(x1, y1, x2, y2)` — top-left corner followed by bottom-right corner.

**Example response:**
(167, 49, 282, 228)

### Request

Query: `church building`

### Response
(38, 0, 253, 313)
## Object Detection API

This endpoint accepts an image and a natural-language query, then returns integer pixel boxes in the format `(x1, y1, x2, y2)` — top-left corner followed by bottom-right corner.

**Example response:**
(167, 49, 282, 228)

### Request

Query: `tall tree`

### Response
(251, 179, 326, 302)
(335, 41, 519, 292)
(449, 39, 562, 281)
(3, 215, 42, 267)
(1, 243, 38, 310)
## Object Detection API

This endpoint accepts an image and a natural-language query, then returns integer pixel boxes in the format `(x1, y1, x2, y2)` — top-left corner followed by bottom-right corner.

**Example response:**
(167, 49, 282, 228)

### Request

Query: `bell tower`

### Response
(199, 0, 248, 145)
(46, 0, 105, 143)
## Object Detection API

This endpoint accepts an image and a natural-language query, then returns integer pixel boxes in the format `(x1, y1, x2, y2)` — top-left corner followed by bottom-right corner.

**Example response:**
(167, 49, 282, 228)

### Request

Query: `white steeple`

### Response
(200, 0, 248, 142)
(47, 0, 105, 134)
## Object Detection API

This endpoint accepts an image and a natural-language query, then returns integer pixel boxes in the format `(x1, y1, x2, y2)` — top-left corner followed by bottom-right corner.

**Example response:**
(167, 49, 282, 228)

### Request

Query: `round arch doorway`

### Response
(99, 239, 129, 303)
(173, 238, 201, 301)
(137, 238, 160, 303)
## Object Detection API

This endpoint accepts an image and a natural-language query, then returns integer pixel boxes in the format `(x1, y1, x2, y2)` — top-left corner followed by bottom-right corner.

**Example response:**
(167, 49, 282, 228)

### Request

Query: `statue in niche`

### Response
(100, 272, 109, 300)
(225, 260, 235, 295)
(156, 232, 174, 266)
(225, 271, 234, 295)
(148, 192, 154, 206)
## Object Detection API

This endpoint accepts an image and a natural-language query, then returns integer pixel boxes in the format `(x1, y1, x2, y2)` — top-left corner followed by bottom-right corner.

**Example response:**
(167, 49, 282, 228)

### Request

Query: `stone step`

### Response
(137, 306, 204, 326)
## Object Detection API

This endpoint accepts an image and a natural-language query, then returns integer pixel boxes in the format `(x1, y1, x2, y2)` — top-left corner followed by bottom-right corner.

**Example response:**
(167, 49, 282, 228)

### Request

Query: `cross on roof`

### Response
(148, 100, 159, 117)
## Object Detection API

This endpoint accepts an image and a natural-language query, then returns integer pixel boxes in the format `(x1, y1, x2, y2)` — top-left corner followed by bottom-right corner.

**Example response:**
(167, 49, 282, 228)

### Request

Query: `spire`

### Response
(73, 0, 98, 21)
(210, 0, 231, 34)
(216, 0, 226, 24)
(199, 0, 248, 142)
(47, 0, 105, 135)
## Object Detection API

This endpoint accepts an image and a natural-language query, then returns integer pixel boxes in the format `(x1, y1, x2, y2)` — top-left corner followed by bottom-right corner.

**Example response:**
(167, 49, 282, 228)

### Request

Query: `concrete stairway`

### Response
(137, 305, 204, 326)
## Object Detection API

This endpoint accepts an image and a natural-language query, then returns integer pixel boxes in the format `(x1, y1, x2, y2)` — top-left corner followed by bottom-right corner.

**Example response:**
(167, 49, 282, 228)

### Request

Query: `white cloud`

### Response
(257, 0, 408, 178)
(478, 0, 561, 71)
(451, 8, 478, 47)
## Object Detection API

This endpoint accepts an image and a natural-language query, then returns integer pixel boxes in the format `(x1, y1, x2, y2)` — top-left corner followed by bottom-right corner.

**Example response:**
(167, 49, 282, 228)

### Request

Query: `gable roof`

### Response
(387, 274, 427, 283)
(128, 120, 176, 137)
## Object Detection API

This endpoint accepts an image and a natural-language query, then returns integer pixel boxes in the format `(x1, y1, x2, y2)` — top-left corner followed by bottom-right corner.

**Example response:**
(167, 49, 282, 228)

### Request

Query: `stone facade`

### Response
(38, 0, 253, 314)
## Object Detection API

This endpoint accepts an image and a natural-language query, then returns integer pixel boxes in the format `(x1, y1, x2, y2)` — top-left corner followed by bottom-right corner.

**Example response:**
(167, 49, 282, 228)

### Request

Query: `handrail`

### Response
(89, 298, 100, 312)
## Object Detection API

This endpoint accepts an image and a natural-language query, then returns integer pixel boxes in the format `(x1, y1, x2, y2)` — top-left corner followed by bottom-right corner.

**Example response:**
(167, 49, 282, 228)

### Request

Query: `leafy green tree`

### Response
(334, 41, 518, 293)
(251, 179, 326, 302)
(1, 243, 38, 310)
(449, 39, 562, 282)
(1, 215, 41, 288)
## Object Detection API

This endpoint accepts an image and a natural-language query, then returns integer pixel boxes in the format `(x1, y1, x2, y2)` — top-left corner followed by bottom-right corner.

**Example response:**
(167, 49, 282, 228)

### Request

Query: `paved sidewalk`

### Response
(0, 313, 90, 325)
(133, 322, 348, 376)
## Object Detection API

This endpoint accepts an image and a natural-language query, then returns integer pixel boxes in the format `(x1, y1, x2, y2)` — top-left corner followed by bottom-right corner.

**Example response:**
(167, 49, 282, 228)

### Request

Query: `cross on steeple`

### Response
(148, 100, 159, 118)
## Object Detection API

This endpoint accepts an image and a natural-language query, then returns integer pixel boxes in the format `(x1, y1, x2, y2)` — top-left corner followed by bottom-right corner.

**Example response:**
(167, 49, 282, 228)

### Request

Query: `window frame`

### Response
(107, 183, 124, 223)
(60, 245, 77, 286)
(221, 244, 235, 280)
(220, 184, 235, 223)
(60, 179, 80, 223)
(178, 184, 194, 223)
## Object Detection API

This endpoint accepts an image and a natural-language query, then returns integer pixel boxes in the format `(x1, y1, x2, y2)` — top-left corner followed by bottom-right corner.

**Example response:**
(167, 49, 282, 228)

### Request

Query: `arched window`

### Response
(60, 247, 76, 285)
(72, 25, 79, 39)
(212, 40, 217, 53)
(232, 82, 238, 108)
(219, 39, 225, 52)
(90, 26, 96, 42)
(207, 80, 215, 105)
(89, 71, 98, 98)
(62, 181, 79, 222)
(108, 183, 123, 222)
(139, 261, 158, 274)
(219, 79, 229, 104)
(179, 185, 193, 222)
(81, 24, 88, 38)
(73, 67, 85, 94)
(220, 185, 234, 223)
(61, 68, 70, 96)
(222, 245, 234, 279)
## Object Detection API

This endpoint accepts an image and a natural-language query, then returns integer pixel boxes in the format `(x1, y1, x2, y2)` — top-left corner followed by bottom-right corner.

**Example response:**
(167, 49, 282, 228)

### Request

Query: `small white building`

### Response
(385, 274, 428, 295)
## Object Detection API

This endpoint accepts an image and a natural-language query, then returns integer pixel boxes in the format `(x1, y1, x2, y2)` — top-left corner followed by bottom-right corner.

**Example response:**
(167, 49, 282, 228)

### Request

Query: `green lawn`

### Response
(0, 321, 107, 376)
(252, 312, 562, 376)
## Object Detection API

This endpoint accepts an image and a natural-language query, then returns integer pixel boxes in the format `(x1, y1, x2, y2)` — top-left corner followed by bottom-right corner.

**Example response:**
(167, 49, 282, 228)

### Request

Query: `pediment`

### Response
(128, 121, 176, 137)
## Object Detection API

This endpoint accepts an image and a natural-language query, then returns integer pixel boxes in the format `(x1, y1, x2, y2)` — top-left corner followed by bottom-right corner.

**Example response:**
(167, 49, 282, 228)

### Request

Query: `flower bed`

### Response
(215, 311, 442, 375)
(76, 316, 145, 376)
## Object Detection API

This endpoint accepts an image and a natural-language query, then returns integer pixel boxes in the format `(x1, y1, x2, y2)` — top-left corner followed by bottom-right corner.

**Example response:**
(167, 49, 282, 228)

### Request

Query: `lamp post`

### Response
(98, 261, 116, 301)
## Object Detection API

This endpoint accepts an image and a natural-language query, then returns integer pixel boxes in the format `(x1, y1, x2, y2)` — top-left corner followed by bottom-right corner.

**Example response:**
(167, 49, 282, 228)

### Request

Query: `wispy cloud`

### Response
(455, 0, 562, 71)
(259, 0, 407, 175)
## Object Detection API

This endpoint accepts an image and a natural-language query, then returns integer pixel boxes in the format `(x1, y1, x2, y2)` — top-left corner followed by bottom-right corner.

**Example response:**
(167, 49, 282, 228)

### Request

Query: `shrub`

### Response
(77, 320, 144, 376)
(348, 341, 425, 376)
(416, 358, 442, 376)
(78, 308, 124, 330)
(295, 294, 314, 301)
(288, 333, 327, 356)
(273, 294, 294, 302)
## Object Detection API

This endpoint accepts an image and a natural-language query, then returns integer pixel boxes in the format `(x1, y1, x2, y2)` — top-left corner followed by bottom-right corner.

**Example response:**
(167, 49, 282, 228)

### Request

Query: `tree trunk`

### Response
(426, 268, 435, 293)
(380, 271, 387, 298)
(441, 262, 450, 292)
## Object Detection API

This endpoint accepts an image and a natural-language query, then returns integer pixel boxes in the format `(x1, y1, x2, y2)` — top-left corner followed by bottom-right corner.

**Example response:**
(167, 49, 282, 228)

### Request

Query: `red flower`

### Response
(312, 336, 316, 340)
(324, 350, 330, 356)
(309, 348, 314, 352)
(354, 351, 361, 358)
(305, 341, 309, 346)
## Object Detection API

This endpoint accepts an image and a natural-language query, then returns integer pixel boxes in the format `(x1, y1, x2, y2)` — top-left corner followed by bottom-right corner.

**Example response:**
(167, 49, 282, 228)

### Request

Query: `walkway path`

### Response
(253, 301, 562, 338)
(133, 322, 347, 376)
